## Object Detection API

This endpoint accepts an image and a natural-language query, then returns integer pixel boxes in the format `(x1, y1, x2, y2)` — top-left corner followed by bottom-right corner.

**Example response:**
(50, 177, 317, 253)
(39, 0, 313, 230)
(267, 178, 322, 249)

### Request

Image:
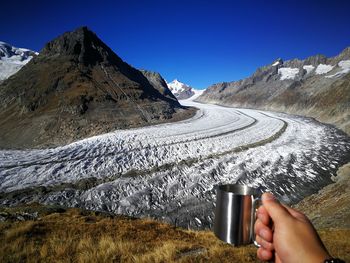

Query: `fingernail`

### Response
(262, 193, 276, 202)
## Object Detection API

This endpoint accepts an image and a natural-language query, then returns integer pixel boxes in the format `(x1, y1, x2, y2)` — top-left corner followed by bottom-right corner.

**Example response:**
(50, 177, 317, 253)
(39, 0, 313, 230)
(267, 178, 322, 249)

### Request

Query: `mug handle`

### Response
(251, 197, 261, 248)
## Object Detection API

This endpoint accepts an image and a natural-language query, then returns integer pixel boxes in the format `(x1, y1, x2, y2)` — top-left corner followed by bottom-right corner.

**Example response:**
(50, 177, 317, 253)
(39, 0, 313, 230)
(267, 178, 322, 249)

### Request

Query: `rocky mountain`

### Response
(197, 47, 350, 135)
(140, 70, 176, 99)
(167, 79, 195, 100)
(0, 27, 192, 149)
(0, 41, 38, 81)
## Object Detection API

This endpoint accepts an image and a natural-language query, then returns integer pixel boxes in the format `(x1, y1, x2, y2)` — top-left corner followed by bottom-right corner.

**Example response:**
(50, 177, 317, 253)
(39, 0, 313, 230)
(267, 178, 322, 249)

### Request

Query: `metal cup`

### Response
(213, 184, 261, 246)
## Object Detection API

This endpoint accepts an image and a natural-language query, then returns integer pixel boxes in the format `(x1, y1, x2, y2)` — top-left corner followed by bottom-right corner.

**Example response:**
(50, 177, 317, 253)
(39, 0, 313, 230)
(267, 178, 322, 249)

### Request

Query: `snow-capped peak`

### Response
(167, 79, 190, 93)
(0, 41, 38, 60)
(0, 41, 38, 81)
(167, 79, 196, 100)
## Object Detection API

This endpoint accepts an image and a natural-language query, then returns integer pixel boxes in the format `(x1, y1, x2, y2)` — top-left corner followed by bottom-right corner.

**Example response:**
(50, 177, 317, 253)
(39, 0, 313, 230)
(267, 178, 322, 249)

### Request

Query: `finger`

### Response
(255, 219, 273, 242)
(262, 193, 291, 224)
(282, 204, 308, 222)
(257, 247, 273, 261)
(256, 235, 274, 251)
(257, 206, 270, 225)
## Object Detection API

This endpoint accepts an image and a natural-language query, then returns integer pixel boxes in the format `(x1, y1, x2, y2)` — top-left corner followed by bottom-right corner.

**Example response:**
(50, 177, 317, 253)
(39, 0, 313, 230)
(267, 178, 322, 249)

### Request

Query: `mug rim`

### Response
(216, 184, 259, 196)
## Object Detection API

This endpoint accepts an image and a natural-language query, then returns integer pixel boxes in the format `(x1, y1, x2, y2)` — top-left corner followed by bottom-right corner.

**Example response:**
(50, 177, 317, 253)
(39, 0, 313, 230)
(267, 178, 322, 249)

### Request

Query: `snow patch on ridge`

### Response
(303, 65, 315, 74)
(339, 60, 350, 69)
(326, 60, 350, 78)
(315, 64, 334, 75)
(278, 67, 299, 80)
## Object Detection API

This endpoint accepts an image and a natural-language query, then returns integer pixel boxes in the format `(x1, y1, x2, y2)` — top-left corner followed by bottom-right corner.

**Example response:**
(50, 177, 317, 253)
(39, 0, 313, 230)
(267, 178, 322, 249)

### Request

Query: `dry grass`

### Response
(0, 205, 349, 262)
(318, 229, 350, 261)
(0, 206, 257, 263)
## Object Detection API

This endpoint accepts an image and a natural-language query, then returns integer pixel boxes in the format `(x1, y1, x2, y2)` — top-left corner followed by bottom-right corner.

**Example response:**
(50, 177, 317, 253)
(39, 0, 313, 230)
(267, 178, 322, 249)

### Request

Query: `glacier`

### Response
(0, 94, 349, 229)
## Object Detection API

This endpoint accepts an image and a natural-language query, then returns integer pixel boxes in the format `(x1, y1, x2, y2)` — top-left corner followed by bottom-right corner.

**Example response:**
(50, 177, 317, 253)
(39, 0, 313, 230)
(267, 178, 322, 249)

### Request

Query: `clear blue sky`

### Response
(1, 0, 350, 89)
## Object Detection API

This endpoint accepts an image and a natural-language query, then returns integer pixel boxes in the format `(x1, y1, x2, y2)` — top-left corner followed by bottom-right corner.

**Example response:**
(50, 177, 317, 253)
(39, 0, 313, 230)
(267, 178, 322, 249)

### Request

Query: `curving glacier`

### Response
(0, 94, 349, 229)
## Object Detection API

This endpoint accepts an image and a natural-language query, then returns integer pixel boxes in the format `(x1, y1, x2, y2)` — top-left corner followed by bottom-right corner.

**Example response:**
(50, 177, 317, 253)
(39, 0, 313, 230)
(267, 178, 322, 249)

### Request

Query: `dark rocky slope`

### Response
(196, 48, 350, 135)
(0, 27, 192, 149)
(140, 70, 175, 99)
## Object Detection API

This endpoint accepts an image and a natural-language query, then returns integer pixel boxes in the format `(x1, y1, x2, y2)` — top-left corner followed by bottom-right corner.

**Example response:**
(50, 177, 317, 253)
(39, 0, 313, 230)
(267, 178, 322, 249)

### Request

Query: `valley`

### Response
(1, 93, 349, 229)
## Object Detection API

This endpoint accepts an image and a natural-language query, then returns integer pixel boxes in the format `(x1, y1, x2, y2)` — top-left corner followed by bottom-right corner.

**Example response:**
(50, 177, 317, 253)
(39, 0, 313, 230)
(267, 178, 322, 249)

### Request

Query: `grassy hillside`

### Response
(0, 204, 349, 263)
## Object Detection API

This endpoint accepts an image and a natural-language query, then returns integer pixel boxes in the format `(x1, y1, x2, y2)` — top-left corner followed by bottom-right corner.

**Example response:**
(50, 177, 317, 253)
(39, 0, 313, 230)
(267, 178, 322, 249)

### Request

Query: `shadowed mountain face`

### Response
(140, 70, 176, 100)
(0, 27, 187, 149)
(197, 48, 350, 135)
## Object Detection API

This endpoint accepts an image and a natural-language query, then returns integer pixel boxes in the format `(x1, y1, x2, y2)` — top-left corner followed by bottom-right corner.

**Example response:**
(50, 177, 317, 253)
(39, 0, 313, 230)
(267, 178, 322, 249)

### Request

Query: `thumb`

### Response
(262, 193, 291, 224)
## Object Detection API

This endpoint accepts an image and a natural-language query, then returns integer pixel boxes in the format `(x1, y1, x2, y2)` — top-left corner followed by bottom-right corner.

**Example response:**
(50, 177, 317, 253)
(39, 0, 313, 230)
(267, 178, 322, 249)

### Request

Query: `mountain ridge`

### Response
(196, 46, 350, 135)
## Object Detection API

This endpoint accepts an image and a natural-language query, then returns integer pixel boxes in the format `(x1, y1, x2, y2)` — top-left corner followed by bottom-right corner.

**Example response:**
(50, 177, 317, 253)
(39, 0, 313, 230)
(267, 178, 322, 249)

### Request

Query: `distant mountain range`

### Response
(0, 41, 38, 81)
(167, 79, 195, 100)
(0, 27, 193, 149)
(197, 47, 350, 135)
(1, 28, 349, 147)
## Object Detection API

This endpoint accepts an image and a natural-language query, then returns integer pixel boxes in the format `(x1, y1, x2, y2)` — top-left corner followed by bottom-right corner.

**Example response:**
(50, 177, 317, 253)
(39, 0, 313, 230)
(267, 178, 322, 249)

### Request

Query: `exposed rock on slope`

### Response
(197, 48, 350, 135)
(0, 41, 38, 81)
(140, 70, 176, 100)
(167, 79, 195, 100)
(0, 27, 190, 149)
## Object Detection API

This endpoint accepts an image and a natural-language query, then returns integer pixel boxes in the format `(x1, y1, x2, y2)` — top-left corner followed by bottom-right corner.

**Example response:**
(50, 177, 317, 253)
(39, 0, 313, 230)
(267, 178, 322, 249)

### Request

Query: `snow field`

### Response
(315, 64, 334, 75)
(326, 60, 350, 78)
(303, 65, 315, 74)
(278, 67, 299, 80)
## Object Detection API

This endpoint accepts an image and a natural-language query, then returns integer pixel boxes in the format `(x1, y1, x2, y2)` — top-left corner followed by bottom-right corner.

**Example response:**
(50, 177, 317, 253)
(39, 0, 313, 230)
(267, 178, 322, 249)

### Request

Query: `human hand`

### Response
(255, 193, 330, 263)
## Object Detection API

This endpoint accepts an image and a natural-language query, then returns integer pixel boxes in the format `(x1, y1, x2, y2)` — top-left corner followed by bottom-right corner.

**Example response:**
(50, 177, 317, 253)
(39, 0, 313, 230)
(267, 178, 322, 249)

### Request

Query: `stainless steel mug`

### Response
(213, 184, 261, 246)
